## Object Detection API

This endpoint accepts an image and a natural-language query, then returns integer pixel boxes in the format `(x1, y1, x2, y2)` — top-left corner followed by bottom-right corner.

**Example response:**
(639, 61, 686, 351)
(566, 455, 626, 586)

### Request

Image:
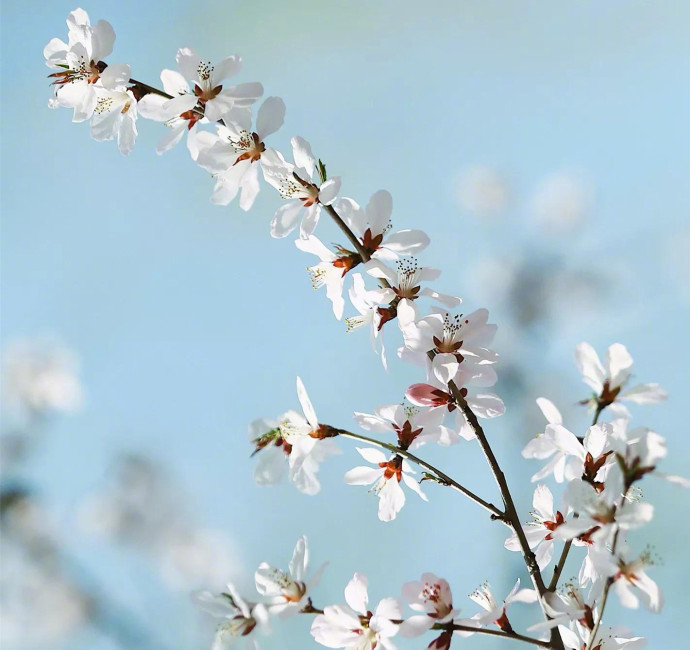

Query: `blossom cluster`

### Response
(45, 8, 687, 650)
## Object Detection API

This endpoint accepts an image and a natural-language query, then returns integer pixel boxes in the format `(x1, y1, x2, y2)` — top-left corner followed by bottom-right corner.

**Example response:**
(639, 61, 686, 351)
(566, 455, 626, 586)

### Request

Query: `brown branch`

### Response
(336, 429, 507, 522)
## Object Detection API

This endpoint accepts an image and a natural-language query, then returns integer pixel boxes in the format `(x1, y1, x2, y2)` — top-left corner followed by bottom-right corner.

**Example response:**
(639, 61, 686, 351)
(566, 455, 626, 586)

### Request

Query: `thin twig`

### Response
(300, 603, 550, 647)
(337, 429, 507, 522)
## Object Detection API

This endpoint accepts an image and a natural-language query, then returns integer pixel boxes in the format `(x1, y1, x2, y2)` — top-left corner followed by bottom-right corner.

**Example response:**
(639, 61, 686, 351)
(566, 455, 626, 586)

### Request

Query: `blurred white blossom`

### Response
(454, 165, 510, 218)
(1, 338, 83, 421)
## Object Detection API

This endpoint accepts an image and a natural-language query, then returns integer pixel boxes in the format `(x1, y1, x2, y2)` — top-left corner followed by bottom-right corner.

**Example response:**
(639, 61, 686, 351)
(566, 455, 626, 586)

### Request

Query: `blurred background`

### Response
(1, 0, 689, 648)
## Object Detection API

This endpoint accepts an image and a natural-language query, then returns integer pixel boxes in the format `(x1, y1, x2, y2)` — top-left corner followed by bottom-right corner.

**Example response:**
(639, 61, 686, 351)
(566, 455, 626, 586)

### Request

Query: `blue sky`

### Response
(2, 1, 689, 648)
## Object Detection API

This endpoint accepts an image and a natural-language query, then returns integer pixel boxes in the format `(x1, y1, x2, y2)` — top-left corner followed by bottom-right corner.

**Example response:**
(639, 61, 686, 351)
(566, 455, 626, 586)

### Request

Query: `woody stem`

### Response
(446, 381, 564, 650)
(336, 429, 506, 522)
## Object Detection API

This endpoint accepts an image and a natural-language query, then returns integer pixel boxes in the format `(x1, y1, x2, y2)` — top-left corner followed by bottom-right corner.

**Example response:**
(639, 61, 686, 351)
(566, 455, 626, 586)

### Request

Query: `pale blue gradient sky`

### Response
(2, 1, 689, 648)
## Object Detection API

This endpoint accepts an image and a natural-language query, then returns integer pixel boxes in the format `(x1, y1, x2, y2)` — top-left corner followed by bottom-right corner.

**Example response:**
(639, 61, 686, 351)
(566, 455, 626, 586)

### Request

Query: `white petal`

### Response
(270, 201, 303, 238)
(238, 163, 260, 212)
(291, 136, 316, 177)
(605, 343, 633, 389)
(318, 177, 341, 205)
(213, 55, 242, 82)
(536, 397, 562, 425)
(383, 229, 430, 254)
(256, 96, 286, 139)
(289, 536, 308, 582)
(378, 479, 405, 521)
(402, 473, 428, 501)
(177, 47, 202, 82)
(620, 383, 667, 404)
(344, 466, 382, 485)
(160, 68, 190, 95)
(344, 573, 369, 614)
(296, 377, 318, 429)
(357, 446, 388, 464)
(299, 204, 321, 239)
(574, 342, 605, 393)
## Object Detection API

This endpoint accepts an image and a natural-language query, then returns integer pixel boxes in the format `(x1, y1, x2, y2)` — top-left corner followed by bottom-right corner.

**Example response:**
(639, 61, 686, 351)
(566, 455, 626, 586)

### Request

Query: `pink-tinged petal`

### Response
(383, 229, 430, 254)
(213, 55, 242, 82)
(291, 136, 316, 177)
(318, 177, 341, 205)
(574, 342, 605, 393)
(296, 377, 318, 429)
(299, 204, 321, 239)
(344, 466, 381, 485)
(402, 473, 428, 501)
(344, 573, 369, 614)
(270, 201, 303, 239)
(620, 383, 667, 404)
(605, 343, 633, 389)
(256, 96, 286, 139)
(176, 47, 202, 82)
(536, 397, 562, 425)
(405, 383, 448, 407)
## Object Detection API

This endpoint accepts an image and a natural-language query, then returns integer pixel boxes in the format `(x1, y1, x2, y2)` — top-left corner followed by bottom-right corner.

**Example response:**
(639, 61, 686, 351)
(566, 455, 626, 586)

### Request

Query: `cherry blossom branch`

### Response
(335, 429, 507, 521)
(319, 194, 562, 647)
(128, 77, 172, 100)
(446, 382, 565, 650)
(322, 204, 369, 262)
(300, 601, 551, 647)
